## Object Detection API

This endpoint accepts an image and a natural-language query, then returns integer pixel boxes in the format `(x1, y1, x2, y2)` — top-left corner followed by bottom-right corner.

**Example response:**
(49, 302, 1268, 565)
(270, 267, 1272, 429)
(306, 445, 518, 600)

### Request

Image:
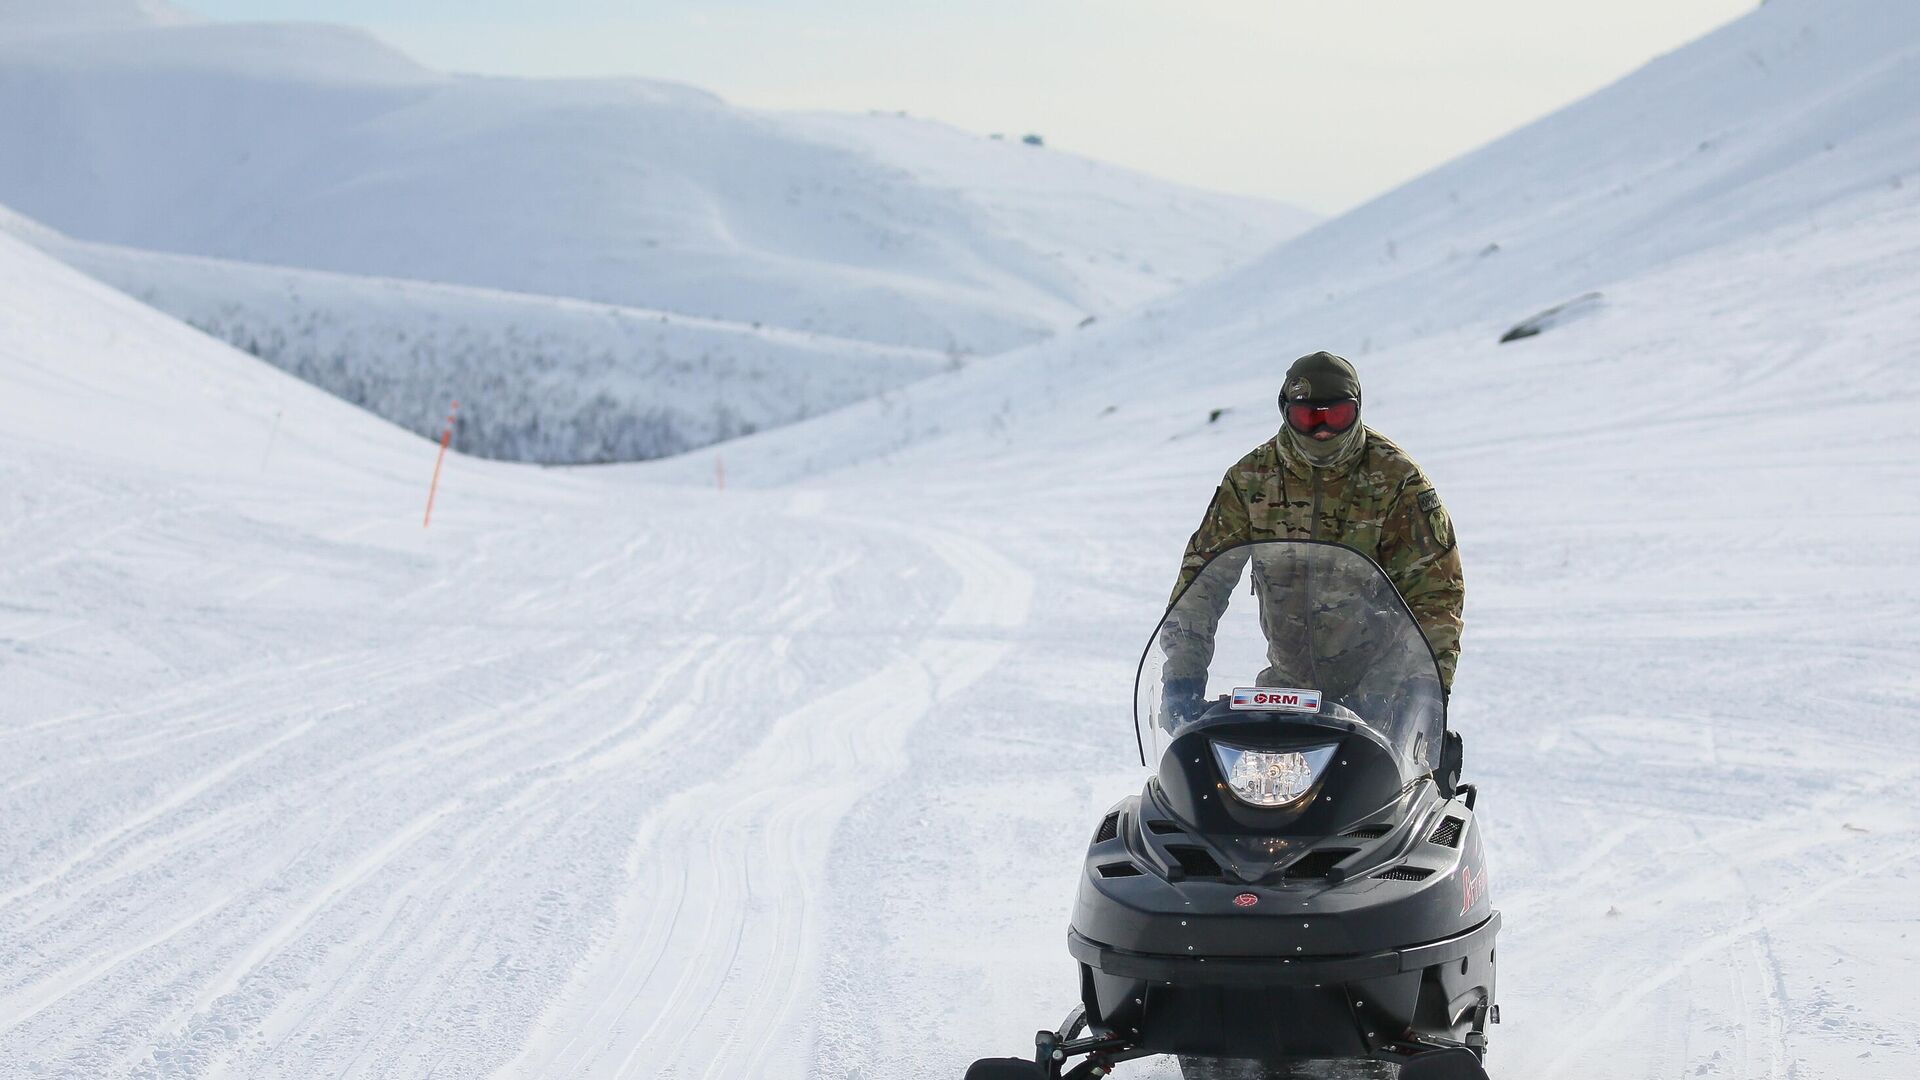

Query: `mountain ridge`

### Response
(0, 12, 1315, 354)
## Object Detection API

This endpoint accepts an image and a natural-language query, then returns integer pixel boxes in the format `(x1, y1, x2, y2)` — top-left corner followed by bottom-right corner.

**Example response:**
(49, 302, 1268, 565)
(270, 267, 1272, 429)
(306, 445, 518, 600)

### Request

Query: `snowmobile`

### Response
(967, 540, 1499, 1080)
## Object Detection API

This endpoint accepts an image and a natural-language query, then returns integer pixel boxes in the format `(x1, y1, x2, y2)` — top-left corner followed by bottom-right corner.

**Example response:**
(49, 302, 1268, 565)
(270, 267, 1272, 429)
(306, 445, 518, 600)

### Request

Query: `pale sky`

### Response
(181, 1, 1759, 213)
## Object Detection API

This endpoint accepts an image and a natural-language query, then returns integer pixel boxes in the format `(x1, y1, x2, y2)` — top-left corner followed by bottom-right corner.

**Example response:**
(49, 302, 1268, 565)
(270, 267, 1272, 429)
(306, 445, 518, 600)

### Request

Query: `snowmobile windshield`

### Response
(1134, 540, 1446, 779)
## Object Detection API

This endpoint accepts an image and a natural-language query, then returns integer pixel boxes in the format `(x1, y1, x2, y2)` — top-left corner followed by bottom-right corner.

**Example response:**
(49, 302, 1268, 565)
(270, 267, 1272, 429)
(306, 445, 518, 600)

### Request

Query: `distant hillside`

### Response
(679, 0, 1920, 485)
(0, 5, 1315, 357)
(0, 0, 191, 37)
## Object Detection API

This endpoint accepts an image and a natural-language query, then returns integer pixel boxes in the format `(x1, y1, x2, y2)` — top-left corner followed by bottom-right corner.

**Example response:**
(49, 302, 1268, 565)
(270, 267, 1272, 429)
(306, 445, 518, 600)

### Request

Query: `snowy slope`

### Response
(12, 217, 945, 464)
(669, 0, 1920, 486)
(0, 0, 189, 38)
(785, 111, 1298, 315)
(790, 185, 1920, 1080)
(639, 0, 1920, 1076)
(4, 1, 1920, 1079)
(0, 216, 1028, 1079)
(0, 3, 1312, 355)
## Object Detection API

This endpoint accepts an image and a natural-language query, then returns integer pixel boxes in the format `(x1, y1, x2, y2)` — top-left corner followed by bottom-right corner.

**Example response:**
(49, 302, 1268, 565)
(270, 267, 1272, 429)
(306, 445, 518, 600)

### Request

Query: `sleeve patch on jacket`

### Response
(1416, 489, 1441, 513)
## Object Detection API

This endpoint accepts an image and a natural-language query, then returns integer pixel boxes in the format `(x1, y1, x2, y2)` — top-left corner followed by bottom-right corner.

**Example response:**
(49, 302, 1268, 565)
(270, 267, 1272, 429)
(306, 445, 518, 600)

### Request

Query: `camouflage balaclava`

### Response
(1279, 350, 1365, 469)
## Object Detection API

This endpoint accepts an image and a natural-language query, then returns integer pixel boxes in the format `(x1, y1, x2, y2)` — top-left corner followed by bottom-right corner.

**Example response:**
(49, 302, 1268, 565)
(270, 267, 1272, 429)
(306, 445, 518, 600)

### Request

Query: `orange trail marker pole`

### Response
(423, 399, 459, 528)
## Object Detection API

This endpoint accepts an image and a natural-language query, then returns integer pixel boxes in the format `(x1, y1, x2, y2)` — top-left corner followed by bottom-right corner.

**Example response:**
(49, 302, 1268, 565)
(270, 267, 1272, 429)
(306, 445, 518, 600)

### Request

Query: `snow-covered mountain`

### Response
(3, 0, 1917, 1078)
(681, 0, 1920, 484)
(0, 1, 1313, 357)
(0, 0, 1311, 462)
(0, 0, 190, 38)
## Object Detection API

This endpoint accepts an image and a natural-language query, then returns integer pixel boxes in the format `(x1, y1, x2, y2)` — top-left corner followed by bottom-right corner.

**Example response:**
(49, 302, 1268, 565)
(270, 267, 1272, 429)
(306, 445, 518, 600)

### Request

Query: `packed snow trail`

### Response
(0, 451, 1024, 1076)
(501, 515, 1031, 1080)
(0, 231, 1042, 1077)
(798, 189, 1920, 1080)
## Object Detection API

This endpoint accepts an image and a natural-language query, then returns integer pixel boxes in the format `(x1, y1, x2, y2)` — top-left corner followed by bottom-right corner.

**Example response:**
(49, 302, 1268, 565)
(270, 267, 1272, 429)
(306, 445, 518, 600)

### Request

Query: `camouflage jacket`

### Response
(1172, 428, 1465, 688)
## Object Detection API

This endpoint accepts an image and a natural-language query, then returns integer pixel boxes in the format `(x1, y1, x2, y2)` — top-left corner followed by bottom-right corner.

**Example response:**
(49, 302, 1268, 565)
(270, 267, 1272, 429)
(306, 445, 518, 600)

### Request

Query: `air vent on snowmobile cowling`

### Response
(1096, 862, 1142, 879)
(1428, 816, 1464, 848)
(1341, 824, 1393, 840)
(1093, 811, 1120, 845)
(1285, 848, 1357, 880)
(1166, 846, 1224, 878)
(1379, 865, 1435, 881)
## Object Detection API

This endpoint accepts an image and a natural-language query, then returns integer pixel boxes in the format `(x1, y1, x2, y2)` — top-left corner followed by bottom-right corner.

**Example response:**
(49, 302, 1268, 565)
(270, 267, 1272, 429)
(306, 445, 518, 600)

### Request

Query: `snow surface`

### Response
(4, 2, 1920, 1080)
(0, 3, 1314, 356)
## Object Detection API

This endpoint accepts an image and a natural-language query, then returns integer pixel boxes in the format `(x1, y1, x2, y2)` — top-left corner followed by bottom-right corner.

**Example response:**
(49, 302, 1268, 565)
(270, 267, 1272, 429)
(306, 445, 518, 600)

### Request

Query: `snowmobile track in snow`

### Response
(502, 515, 1031, 1079)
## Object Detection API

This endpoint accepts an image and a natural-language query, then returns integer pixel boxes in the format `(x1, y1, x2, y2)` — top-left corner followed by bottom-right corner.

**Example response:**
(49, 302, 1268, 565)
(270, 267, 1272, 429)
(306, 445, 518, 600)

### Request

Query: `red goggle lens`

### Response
(1285, 400, 1358, 433)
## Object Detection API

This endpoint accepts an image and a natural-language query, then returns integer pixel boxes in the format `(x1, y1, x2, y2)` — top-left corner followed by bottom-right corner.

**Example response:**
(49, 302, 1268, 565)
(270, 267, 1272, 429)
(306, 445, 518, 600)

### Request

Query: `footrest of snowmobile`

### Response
(1395, 1046, 1488, 1080)
(966, 1003, 1146, 1079)
(964, 1058, 1048, 1080)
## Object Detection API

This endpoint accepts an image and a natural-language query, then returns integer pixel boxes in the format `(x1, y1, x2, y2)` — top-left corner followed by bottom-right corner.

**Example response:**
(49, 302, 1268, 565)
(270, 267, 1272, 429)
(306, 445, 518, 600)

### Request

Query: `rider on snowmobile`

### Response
(1163, 351, 1464, 718)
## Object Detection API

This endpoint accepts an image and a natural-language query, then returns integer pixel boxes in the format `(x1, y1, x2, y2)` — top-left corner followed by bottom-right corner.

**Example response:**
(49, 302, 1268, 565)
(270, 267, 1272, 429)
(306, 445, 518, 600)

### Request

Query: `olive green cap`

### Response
(1280, 351, 1361, 405)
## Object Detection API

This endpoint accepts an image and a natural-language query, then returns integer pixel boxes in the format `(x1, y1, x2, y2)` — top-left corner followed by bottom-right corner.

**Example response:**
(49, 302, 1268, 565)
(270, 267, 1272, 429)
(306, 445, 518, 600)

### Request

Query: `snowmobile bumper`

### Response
(1068, 913, 1498, 1066)
(1066, 911, 1500, 986)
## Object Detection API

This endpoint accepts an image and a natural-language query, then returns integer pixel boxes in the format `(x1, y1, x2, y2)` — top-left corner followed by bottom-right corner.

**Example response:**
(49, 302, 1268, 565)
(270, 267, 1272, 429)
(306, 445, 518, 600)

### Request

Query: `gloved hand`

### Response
(1160, 676, 1208, 730)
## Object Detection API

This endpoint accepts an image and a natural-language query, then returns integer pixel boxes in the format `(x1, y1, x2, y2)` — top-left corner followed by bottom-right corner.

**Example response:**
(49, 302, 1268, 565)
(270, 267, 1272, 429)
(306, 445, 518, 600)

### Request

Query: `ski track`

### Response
(500, 515, 1032, 1079)
(1535, 823, 1920, 1080)
(1, 471, 1033, 1080)
(7, 358, 1916, 1080)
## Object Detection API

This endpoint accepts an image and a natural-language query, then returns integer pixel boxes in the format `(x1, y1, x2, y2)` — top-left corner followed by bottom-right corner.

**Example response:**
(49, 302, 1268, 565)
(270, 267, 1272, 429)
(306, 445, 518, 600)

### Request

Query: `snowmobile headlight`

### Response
(1210, 742, 1338, 808)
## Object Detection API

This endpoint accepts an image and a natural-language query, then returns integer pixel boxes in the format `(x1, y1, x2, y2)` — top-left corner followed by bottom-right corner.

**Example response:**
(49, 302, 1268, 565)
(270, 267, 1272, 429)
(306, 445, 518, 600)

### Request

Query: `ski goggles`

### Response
(1283, 399, 1359, 434)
